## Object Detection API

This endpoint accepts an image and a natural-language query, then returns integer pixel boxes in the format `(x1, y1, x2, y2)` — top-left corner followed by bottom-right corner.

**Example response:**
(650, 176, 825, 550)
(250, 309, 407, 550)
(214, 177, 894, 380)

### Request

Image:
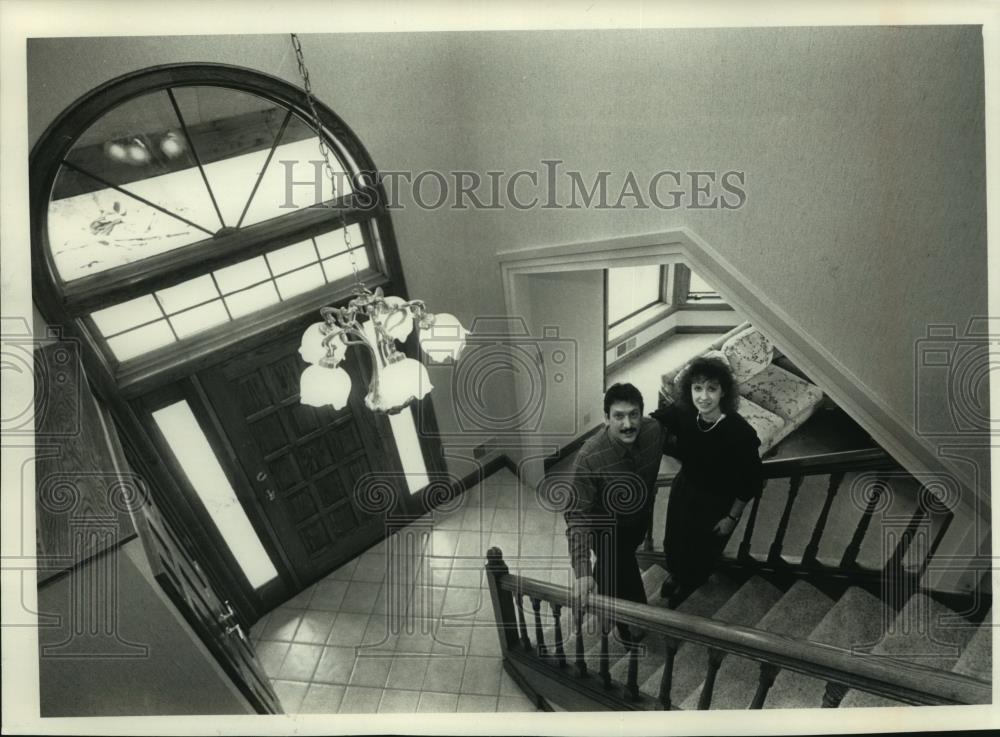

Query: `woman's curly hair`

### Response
(676, 356, 740, 416)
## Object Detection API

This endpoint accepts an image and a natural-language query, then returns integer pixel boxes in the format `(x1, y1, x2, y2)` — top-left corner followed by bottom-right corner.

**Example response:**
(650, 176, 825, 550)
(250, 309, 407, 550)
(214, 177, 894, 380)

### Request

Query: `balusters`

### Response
(840, 474, 885, 568)
(821, 681, 848, 708)
(513, 592, 532, 651)
(552, 604, 567, 668)
(598, 619, 612, 689)
(882, 504, 928, 610)
(643, 486, 661, 551)
(802, 471, 845, 565)
(750, 663, 780, 709)
(572, 608, 588, 677)
(530, 597, 548, 657)
(697, 649, 725, 709)
(738, 493, 762, 561)
(625, 638, 640, 702)
(658, 637, 678, 709)
(768, 474, 803, 563)
(484, 547, 518, 653)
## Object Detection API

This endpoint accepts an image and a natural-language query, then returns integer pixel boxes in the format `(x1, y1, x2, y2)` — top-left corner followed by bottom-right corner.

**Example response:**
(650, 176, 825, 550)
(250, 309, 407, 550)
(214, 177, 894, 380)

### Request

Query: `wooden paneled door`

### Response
(98, 399, 283, 714)
(132, 490, 284, 714)
(197, 331, 405, 592)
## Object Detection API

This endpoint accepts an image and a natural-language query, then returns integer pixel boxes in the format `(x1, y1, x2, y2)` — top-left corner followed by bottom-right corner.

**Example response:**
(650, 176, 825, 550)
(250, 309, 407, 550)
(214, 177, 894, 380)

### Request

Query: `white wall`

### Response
(25, 27, 988, 478)
(605, 307, 743, 369)
(516, 269, 605, 486)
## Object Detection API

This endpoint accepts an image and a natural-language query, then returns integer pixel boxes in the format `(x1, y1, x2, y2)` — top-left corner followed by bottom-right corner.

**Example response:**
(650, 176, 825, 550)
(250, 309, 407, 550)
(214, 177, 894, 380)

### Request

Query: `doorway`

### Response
(196, 330, 404, 591)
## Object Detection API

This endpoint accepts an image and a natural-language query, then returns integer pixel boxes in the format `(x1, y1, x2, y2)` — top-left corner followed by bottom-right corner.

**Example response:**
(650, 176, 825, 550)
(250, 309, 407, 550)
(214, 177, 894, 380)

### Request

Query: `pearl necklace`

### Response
(697, 411, 725, 432)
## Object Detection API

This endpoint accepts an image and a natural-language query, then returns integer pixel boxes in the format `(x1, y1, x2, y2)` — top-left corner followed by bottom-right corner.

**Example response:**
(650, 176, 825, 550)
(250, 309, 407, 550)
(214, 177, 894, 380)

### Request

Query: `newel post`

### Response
(486, 547, 518, 654)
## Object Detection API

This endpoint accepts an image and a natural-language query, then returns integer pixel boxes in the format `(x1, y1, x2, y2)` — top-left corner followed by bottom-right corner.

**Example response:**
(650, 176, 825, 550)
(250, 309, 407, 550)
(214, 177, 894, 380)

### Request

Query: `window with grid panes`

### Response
(35, 66, 392, 373)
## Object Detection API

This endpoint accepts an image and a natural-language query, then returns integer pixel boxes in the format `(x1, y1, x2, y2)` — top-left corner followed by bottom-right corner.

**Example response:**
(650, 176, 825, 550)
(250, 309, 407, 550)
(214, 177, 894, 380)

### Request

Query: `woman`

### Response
(651, 356, 763, 601)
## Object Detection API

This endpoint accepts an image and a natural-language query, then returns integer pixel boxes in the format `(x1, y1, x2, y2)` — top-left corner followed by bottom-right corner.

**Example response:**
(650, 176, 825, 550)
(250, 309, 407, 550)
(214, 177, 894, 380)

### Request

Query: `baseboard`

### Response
(453, 454, 507, 496)
(542, 424, 604, 471)
(605, 323, 734, 378)
(494, 424, 604, 488)
(502, 657, 554, 711)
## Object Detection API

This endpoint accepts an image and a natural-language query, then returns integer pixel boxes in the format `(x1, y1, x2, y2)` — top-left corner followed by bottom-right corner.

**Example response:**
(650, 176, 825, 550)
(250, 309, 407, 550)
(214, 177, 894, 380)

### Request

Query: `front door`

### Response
(198, 331, 403, 591)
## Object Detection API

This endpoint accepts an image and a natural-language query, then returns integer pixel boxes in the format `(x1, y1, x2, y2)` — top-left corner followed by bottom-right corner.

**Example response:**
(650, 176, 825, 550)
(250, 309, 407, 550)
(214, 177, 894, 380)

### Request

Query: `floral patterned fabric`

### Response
(656, 323, 825, 456)
(733, 397, 785, 456)
(740, 363, 824, 424)
(721, 326, 774, 384)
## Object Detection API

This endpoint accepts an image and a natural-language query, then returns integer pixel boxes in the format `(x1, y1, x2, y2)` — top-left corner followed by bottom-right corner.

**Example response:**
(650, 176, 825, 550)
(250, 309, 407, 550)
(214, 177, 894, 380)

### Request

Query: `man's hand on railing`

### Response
(572, 574, 596, 612)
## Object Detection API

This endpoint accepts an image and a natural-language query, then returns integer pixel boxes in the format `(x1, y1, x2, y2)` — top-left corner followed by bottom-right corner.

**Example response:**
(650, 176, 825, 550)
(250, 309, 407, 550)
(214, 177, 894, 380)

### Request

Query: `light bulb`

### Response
(160, 130, 186, 159)
(104, 141, 128, 162)
(126, 138, 151, 165)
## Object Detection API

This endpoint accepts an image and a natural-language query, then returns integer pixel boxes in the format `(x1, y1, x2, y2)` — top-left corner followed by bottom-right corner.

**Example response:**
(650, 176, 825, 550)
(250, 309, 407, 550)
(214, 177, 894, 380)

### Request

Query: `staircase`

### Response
(485, 449, 992, 711)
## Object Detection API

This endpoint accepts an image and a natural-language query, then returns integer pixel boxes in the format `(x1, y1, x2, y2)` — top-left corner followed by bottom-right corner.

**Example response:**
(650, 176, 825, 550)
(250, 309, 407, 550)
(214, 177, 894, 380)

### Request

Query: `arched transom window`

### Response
(33, 65, 395, 380)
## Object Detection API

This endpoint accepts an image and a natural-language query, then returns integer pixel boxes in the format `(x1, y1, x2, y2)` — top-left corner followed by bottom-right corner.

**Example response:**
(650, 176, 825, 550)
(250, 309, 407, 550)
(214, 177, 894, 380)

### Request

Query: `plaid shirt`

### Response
(563, 416, 664, 578)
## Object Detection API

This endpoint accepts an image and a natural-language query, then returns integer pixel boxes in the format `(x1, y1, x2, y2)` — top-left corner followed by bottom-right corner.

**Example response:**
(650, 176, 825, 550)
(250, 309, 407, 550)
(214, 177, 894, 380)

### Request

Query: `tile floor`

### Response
(250, 467, 573, 714)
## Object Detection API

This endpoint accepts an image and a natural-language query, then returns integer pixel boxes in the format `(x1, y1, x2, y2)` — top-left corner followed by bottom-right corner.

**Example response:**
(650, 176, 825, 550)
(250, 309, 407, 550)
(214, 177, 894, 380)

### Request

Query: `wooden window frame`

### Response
(30, 63, 445, 623)
(605, 264, 668, 330)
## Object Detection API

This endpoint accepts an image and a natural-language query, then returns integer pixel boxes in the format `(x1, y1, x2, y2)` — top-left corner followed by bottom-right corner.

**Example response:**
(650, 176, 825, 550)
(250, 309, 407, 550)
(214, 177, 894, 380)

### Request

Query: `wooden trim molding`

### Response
(497, 229, 984, 518)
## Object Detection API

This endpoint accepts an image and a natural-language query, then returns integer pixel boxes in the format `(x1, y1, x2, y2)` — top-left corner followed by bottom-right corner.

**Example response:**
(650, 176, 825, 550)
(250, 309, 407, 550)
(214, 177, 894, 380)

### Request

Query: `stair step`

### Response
(803, 469, 868, 566)
(740, 474, 833, 560)
(639, 574, 779, 707)
(674, 576, 785, 709)
(583, 624, 630, 683)
(641, 565, 670, 600)
(678, 579, 835, 710)
(853, 475, 925, 570)
(660, 570, 744, 619)
(764, 586, 886, 709)
(952, 608, 992, 687)
(838, 592, 976, 707)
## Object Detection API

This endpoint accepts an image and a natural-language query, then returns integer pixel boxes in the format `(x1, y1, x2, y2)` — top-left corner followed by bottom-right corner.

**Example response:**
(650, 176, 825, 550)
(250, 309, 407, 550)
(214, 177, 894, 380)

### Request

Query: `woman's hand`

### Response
(712, 515, 737, 536)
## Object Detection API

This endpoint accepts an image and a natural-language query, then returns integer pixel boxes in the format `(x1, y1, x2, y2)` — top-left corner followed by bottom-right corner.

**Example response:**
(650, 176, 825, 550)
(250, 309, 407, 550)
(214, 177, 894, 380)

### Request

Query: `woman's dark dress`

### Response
(651, 402, 764, 589)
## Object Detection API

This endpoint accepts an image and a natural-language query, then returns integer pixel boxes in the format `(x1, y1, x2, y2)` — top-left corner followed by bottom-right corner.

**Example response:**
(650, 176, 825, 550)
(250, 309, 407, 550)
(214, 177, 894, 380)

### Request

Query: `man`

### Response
(563, 383, 664, 644)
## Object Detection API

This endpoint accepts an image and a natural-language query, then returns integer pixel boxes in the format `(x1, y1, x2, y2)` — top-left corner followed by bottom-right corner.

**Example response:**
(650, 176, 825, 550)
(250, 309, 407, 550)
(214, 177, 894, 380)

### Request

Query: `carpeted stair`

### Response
(535, 461, 991, 711)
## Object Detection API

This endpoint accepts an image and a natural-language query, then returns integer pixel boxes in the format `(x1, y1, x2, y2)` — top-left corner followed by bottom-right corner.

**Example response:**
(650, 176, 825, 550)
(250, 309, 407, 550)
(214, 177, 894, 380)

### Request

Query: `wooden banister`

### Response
(494, 566, 990, 706)
(759, 448, 896, 478)
(646, 448, 892, 560)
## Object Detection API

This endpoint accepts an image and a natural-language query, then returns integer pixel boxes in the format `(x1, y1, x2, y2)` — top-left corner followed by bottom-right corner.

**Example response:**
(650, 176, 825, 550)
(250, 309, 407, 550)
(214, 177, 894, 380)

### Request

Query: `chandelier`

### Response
(299, 287, 467, 413)
(291, 34, 468, 415)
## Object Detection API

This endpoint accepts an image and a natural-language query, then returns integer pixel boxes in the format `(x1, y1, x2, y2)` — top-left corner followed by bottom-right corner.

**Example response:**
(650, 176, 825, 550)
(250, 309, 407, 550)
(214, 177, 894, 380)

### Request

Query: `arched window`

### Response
(31, 64, 402, 391)
(30, 64, 430, 619)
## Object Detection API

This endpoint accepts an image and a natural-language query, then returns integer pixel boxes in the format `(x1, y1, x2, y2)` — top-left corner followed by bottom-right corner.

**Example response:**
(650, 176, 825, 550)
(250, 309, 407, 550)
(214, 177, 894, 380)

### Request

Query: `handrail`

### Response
(497, 571, 990, 706)
(759, 447, 897, 478)
(655, 447, 896, 489)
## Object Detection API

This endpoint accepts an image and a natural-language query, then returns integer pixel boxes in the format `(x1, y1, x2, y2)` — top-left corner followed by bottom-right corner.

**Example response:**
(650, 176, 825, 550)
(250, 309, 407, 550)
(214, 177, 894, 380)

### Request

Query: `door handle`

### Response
(224, 622, 248, 642)
(218, 601, 238, 626)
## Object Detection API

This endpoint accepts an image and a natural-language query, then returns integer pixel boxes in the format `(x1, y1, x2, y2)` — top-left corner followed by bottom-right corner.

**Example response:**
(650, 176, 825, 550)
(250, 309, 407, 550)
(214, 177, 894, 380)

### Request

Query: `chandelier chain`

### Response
(290, 33, 361, 286)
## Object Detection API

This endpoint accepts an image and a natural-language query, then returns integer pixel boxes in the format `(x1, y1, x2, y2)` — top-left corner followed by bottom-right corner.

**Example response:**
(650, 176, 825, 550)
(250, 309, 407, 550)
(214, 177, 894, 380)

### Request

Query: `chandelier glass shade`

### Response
(298, 285, 468, 414)
(289, 33, 466, 415)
